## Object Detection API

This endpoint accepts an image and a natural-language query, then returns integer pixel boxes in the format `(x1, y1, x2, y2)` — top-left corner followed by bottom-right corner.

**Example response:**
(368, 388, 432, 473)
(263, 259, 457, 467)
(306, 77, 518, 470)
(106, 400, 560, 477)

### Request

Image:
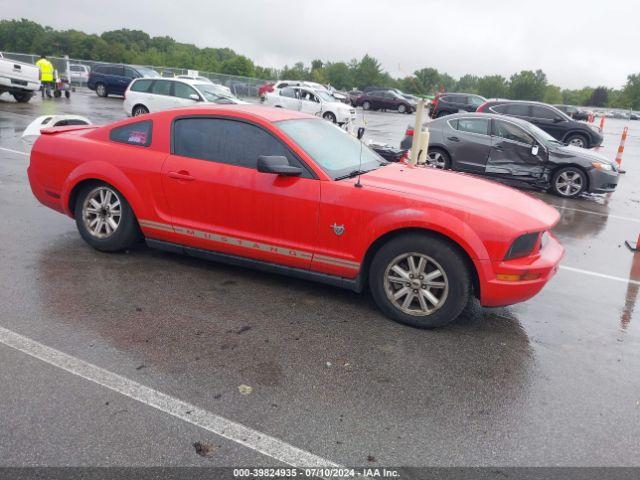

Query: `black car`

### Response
(554, 104, 589, 121)
(87, 64, 160, 97)
(400, 112, 618, 198)
(430, 92, 486, 118)
(355, 90, 415, 113)
(477, 100, 602, 149)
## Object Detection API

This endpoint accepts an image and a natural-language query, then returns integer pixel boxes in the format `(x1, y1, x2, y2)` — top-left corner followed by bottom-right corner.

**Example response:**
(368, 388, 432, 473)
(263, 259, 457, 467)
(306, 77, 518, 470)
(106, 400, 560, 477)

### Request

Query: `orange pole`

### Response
(615, 126, 629, 168)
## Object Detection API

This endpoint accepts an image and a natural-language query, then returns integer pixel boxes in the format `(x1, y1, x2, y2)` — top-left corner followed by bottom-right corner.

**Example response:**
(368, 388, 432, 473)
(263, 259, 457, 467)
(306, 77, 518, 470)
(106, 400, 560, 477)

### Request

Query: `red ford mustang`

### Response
(28, 105, 564, 328)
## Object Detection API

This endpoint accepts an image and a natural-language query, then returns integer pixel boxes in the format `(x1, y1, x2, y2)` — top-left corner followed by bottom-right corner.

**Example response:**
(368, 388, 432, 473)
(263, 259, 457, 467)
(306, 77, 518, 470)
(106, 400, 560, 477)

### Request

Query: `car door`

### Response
(147, 79, 178, 111)
(172, 81, 201, 107)
(530, 105, 568, 140)
(298, 88, 322, 116)
(278, 87, 301, 111)
(486, 119, 546, 179)
(443, 117, 491, 173)
(108, 65, 126, 95)
(161, 116, 320, 270)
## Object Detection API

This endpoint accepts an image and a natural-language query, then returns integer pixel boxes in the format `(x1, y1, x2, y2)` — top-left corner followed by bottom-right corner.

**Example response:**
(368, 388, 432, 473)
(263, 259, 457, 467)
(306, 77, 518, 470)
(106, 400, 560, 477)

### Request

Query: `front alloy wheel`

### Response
(552, 168, 586, 198)
(383, 253, 448, 316)
(369, 233, 471, 328)
(428, 151, 448, 169)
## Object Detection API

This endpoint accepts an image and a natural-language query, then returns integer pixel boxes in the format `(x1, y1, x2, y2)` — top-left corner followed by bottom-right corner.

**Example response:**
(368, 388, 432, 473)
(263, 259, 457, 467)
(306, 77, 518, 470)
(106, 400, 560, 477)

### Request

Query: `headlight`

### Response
(592, 162, 613, 171)
(504, 232, 540, 260)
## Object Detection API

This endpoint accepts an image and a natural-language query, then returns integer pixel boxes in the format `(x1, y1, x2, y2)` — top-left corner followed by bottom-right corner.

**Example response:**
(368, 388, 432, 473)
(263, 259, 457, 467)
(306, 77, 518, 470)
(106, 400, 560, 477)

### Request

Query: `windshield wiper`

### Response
(334, 169, 370, 181)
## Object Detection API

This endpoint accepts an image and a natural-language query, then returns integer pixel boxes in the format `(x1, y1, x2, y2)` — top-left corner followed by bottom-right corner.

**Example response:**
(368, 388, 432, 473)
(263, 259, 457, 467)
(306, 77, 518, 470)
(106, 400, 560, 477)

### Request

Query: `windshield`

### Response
(278, 118, 385, 179)
(137, 68, 161, 78)
(194, 84, 238, 103)
(316, 90, 335, 103)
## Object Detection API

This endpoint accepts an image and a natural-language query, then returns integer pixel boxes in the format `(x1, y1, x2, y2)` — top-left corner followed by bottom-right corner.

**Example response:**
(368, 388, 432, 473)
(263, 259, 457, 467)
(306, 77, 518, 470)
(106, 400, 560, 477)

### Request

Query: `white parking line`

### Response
(0, 325, 340, 469)
(552, 205, 640, 224)
(560, 265, 640, 286)
(0, 146, 28, 156)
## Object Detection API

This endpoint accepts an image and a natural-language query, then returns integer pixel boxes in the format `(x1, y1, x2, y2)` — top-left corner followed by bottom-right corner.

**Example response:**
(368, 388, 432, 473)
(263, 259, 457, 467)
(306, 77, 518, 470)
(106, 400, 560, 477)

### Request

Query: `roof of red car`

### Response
(165, 104, 314, 123)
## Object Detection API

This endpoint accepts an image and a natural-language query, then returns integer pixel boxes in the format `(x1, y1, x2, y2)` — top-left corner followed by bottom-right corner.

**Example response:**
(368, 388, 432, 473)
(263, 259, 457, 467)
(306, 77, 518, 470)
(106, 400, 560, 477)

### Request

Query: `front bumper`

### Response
(479, 232, 564, 307)
(588, 168, 618, 193)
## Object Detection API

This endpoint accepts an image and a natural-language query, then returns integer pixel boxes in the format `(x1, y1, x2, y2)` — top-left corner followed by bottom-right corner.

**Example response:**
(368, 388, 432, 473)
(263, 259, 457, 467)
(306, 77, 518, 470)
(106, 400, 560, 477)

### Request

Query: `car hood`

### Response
(360, 163, 560, 230)
(549, 144, 613, 165)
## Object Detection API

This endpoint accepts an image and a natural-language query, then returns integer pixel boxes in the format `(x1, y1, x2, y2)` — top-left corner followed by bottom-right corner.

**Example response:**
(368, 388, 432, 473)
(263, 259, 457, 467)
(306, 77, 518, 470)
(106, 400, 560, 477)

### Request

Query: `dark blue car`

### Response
(87, 64, 160, 97)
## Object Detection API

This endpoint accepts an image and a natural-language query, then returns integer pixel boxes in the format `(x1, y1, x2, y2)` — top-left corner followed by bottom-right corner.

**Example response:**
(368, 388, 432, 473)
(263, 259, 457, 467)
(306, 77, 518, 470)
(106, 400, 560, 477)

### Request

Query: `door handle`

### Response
(168, 170, 195, 181)
(494, 145, 504, 150)
(447, 136, 460, 142)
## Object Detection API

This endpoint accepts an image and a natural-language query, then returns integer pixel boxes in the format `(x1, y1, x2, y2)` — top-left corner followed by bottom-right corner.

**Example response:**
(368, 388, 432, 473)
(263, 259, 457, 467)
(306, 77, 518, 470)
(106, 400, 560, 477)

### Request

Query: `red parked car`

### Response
(27, 105, 563, 328)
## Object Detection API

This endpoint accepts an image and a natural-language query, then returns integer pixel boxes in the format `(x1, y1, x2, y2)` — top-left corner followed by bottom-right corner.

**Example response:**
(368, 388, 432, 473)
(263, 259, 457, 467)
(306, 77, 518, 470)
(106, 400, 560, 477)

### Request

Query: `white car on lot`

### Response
(123, 77, 245, 116)
(69, 64, 90, 84)
(0, 52, 40, 102)
(264, 85, 356, 124)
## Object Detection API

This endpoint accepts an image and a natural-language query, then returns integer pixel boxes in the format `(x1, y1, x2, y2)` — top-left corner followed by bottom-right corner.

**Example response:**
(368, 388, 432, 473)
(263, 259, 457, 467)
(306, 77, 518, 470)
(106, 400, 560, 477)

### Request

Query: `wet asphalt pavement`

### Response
(0, 90, 638, 468)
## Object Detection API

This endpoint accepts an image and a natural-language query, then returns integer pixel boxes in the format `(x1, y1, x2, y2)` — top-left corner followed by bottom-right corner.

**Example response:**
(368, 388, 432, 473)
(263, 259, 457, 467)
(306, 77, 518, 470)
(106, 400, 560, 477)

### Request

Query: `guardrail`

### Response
(0, 52, 269, 98)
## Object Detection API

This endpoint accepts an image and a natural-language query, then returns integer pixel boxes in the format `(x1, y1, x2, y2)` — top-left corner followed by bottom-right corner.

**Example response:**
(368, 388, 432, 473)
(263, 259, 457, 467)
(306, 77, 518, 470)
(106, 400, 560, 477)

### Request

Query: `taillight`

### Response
(476, 102, 488, 112)
(405, 128, 414, 137)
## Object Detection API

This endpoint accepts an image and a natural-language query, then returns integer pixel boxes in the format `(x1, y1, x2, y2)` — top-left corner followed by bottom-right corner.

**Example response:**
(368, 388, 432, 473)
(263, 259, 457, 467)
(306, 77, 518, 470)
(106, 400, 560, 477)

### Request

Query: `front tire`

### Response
(369, 234, 471, 328)
(362, 101, 371, 110)
(95, 83, 108, 97)
(12, 92, 32, 103)
(550, 167, 587, 198)
(132, 104, 149, 116)
(398, 104, 406, 114)
(323, 111, 337, 123)
(74, 183, 141, 252)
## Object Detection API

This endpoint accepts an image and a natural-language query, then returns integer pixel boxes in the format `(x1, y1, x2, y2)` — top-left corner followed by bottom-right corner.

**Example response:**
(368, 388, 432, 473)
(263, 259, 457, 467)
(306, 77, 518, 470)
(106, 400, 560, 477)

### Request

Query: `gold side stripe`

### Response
(138, 219, 360, 270)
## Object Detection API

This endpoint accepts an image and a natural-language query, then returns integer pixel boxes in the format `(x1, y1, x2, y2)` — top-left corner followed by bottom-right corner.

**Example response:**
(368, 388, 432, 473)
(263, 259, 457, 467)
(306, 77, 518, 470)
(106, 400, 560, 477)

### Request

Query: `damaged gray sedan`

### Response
(401, 112, 619, 198)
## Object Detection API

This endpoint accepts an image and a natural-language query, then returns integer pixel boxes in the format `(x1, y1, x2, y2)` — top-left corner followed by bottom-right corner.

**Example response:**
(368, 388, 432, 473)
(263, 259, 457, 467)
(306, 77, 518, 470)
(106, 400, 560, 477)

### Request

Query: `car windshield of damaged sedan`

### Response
(278, 118, 387, 179)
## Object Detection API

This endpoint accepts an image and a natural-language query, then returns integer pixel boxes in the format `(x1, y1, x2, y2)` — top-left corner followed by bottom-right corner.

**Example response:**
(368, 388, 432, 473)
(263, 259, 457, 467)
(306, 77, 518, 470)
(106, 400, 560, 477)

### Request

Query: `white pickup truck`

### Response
(0, 53, 41, 103)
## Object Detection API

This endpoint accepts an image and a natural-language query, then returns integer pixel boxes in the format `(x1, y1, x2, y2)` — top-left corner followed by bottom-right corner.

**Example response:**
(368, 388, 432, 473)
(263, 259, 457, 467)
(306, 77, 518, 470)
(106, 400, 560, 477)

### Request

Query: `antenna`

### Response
(355, 108, 366, 188)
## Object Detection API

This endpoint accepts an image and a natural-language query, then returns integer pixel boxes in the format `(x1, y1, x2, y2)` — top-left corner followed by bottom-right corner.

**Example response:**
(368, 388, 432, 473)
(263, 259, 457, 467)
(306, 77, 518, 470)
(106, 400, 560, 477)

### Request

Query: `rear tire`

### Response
(362, 101, 371, 110)
(74, 182, 142, 252)
(96, 83, 108, 97)
(369, 233, 471, 329)
(428, 149, 451, 169)
(565, 133, 588, 148)
(132, 104, 149, 116)
(53, 89, 62, 98)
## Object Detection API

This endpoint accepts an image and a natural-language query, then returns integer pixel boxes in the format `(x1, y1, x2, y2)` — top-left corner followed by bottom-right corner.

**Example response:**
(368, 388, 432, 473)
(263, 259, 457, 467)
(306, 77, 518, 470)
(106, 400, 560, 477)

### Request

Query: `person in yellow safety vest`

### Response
(35, 54, 55, 98)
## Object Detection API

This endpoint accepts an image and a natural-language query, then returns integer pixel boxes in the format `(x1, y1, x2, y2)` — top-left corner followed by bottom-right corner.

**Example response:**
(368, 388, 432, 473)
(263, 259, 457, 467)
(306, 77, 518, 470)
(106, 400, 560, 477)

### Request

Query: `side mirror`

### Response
(257, 156, 302, 176)
(357, 127, 366, 140)
(531, 144, 540, 156)
(553, 117, 564, 123)
(189, 93, 200, 101)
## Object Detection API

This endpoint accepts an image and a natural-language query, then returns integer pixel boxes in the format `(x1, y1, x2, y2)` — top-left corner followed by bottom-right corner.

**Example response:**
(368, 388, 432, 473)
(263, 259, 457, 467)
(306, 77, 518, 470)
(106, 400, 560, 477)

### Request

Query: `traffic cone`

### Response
(599, 116, 605, 131)
(615, 126, 628, 173)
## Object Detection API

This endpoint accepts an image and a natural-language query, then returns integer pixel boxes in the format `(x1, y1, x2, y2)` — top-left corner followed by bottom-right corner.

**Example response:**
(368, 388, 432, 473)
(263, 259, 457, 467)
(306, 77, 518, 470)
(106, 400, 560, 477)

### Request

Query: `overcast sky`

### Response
(2, 0, 638, 89)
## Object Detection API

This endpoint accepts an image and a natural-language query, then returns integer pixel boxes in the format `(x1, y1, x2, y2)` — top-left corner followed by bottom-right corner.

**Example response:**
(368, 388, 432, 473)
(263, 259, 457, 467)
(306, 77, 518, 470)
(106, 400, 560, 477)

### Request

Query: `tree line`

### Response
(1, 18, 639, 109)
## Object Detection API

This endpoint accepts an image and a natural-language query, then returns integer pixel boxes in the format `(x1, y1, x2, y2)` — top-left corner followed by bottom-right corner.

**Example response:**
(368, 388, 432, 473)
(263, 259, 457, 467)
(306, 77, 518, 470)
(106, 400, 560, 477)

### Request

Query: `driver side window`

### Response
(493, 120, 534, 144)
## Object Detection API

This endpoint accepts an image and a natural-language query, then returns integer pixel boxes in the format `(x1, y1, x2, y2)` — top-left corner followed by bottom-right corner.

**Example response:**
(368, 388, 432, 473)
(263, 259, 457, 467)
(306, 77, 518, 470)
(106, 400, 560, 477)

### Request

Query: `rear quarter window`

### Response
(109, 120, 152, 147)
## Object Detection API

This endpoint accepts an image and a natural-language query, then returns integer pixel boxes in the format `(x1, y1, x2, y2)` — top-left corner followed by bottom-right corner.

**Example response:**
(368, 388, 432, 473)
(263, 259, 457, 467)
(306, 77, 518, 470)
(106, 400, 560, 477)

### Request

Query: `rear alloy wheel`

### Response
(565, 134, 588, 148)
(323, 111, 337, 123)
(75, 183, 141, 252)
(362, 101, 371, 110)
(96, 83, 108, 97)
(398, 104, 407, 114)
(369, 234, 470, 328)
(551, 167, 587, 198)
(132, 105, 149, 116)
(428, 149, 451, 169)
